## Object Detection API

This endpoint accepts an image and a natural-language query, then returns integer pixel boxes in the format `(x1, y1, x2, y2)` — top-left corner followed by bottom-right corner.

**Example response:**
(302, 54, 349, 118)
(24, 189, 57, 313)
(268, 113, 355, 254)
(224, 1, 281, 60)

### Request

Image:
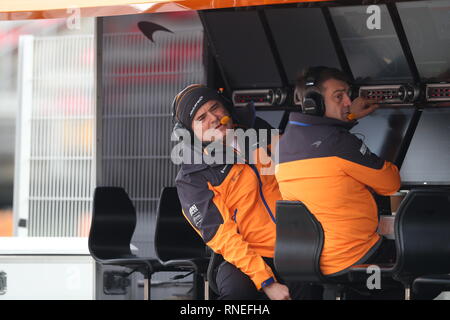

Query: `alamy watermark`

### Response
(366, 265, 381, 290)
(366, 5, 381, 30)
(66, 6, 81, 30)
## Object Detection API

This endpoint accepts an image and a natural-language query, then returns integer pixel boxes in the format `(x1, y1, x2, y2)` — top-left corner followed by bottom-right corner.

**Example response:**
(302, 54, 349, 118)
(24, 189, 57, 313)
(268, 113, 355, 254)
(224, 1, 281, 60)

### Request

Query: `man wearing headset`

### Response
(172, 84, 316, 300)
(275, 66, 401, 281)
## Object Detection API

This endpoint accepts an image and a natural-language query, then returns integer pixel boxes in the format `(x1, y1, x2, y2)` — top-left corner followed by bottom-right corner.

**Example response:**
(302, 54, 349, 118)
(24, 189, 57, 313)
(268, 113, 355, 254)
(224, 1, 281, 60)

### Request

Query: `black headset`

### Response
(295, 67, 354, 117)
(298, 70, 326, 117)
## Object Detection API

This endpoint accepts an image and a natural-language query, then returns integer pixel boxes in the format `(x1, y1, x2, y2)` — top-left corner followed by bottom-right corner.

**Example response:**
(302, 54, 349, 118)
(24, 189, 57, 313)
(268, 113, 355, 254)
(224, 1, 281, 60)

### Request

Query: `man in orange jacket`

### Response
(173, 84, 318, 300)
(276, 67, 400, 278)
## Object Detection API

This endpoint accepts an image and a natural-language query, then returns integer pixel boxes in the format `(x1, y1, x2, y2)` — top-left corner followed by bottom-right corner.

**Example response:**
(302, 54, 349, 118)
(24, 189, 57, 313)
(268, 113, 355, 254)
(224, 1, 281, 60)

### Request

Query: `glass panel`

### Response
(265, 7, 341, 85)
(330, 5, 412, 84)
(202, 10, 282, 89)
(0, 18, 95, 237)
(397, 0, 450, 82)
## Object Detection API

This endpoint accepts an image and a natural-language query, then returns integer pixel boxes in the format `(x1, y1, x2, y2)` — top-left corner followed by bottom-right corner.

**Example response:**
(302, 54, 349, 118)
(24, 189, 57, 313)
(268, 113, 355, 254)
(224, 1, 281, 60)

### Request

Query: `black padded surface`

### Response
(155, 187, 208, 262)
(274, 200, 326, 283)
(394, 189, 450, 283)
(89, 187, 137, 260)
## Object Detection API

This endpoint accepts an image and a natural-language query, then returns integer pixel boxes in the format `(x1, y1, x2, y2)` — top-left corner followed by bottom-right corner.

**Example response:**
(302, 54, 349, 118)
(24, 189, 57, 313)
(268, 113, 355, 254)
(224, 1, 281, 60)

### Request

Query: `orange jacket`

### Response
(176, 124, 280, 290)
(275, 113, 400, 275)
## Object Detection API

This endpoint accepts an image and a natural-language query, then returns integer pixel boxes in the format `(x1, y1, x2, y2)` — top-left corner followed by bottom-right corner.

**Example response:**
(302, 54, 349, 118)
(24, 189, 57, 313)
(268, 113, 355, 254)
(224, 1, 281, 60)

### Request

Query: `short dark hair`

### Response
(295, 66, 350, 102)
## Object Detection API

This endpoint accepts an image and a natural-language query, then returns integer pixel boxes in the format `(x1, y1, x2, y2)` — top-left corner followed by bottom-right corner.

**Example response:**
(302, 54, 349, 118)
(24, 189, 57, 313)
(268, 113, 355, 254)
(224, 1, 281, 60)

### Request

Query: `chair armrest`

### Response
(349, 263, 395, 273)
(163, 258, 209, 274)
(413, 274, 450, 291)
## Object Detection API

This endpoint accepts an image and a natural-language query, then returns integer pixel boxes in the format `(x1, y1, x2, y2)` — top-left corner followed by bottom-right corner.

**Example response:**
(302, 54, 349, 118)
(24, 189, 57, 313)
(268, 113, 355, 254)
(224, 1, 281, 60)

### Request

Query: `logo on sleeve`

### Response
(189, 204, 202, 227)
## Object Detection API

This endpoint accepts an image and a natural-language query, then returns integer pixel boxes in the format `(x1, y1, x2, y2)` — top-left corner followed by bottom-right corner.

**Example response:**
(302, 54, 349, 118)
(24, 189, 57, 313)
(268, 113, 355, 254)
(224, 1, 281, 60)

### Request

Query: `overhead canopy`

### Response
(0, 0, 328, 21)
(202, 0, 450, 90)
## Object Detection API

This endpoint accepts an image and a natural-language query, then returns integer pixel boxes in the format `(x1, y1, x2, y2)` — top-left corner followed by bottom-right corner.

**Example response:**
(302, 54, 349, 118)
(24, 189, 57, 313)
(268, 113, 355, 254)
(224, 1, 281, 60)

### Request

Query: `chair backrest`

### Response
(207, 252, 224, 295)
(155, 187, 207, 262)
(88, 187, 135, 260)
(274, 200, 326, 283)
(394, 188, 450, 283)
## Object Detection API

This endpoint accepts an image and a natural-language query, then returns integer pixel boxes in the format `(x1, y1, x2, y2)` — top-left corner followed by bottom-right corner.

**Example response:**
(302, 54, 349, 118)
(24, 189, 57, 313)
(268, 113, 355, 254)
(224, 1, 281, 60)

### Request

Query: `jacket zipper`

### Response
(249, 164, 276, 224)
(232, 208, 238, 223)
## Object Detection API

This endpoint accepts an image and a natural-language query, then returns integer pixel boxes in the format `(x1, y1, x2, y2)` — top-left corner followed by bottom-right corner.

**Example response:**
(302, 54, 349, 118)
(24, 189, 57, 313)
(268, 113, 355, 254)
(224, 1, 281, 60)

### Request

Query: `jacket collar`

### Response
(289, 112, 357, 130)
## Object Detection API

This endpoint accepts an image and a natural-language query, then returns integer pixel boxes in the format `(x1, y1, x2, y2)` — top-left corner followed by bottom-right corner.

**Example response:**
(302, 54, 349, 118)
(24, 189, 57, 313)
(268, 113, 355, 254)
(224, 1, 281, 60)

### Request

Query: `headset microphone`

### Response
(220, 116, 231, 126)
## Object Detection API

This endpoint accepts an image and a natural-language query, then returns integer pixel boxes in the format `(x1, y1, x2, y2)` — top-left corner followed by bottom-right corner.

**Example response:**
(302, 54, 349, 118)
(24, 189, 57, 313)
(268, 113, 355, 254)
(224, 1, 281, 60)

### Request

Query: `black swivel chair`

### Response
(89, 186, 178, 300)
(350, 189, 450, 299)
(155, 187, 210, 299)
(275, 191, 450, 300)
(206, 252, 224, 299)
(275, 200, 345, 299)
(390, 189, 450, 299)
(274, 201, 325, 284)
(274, 200, 399, 300)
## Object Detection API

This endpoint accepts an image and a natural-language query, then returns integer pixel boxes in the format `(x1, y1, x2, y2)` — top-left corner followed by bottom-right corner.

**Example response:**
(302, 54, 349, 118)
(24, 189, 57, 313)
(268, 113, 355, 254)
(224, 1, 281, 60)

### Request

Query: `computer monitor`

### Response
(350, 107, 416, 163)
(400, 108, 450, 186)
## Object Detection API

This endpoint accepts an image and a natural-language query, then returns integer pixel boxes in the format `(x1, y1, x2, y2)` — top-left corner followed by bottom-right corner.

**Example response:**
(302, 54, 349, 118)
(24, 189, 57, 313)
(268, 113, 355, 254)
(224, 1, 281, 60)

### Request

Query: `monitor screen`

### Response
(350, 108, 416, 163)
(255, 110, 285, 129)
(397, 0, 450, 82)
(330, 5, 413, 84)
(202, 11, 283, 89)
(264, 7, 341, 86)
(400, 108, 450, 186)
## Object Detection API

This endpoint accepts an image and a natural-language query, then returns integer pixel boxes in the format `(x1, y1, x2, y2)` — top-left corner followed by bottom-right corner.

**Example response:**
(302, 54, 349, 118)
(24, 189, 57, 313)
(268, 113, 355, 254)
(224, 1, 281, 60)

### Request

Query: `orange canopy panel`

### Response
(0, 0, 329, 20)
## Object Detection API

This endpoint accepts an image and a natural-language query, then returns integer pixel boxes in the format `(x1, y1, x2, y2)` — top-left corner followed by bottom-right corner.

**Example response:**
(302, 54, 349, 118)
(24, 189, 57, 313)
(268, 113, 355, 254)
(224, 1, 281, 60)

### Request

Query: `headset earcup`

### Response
(315, 91, 325, 116)
(302, 90, 325, 116)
